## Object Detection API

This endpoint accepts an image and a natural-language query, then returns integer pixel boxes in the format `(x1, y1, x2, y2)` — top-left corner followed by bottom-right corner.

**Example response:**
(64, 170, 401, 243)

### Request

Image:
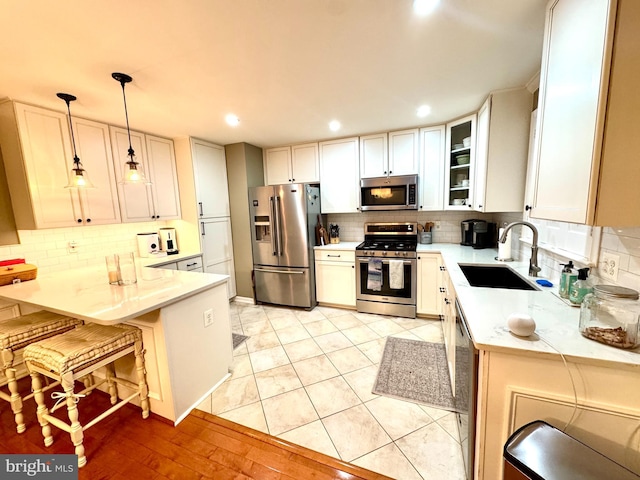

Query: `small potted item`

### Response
(329, 224, 340, 244)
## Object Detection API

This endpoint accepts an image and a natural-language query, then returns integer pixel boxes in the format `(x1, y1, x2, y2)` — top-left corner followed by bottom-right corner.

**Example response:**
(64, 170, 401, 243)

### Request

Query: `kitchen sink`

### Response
(458, 264, 539, 291)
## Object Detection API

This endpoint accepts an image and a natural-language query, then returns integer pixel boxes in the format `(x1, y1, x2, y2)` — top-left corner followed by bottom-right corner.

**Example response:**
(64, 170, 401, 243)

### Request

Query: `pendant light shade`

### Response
(112, 72, 150, 185)
(58, 93, 95, 189)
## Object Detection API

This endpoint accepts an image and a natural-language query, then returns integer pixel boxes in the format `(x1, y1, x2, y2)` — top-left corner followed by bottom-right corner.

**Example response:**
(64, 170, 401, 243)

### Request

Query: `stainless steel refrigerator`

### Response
(249, 184, 321, 309)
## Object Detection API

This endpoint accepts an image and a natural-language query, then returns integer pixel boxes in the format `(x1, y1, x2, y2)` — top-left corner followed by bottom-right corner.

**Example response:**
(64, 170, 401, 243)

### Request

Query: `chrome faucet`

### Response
(499, 221, 541, 277)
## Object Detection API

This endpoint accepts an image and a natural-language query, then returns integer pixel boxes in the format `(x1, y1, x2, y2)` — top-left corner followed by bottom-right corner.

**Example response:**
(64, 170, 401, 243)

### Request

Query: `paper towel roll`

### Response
(498, 227, 512, 260)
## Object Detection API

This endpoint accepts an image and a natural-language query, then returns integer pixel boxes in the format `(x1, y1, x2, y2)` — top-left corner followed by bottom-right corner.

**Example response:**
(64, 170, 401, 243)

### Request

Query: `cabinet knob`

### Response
(383, 171, 387, 175)
(289, 179, 292, 182)
(292, 178, 295, 182)
(86, 218, 91, 223)
(525, 205, 532, 211)
(77, 219, 82, 223)
(478, 205, 483, 208)
(389, 171, 392, 174)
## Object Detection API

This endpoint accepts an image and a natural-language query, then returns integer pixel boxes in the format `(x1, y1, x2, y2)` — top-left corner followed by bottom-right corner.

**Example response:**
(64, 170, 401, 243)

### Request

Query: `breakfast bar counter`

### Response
(0, 265, 233, 425)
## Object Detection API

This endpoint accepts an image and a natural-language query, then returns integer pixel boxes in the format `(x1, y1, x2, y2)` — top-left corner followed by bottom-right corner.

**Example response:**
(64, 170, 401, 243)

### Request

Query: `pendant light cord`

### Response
(63, 99, 79, 162)
(119, 81, 135, 155)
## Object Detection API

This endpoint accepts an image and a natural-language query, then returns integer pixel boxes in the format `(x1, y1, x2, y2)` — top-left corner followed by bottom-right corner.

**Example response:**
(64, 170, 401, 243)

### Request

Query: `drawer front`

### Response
(315, 250, 355, 262)
(177, 256, 203, 271)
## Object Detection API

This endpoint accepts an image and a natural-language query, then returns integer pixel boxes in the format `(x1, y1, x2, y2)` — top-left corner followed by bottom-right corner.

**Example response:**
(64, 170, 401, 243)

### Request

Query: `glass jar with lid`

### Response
(579, 285, 640, 349)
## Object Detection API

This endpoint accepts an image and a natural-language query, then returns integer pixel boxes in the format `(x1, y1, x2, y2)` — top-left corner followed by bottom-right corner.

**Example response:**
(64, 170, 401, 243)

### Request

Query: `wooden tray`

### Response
(0, 264, 37, 286)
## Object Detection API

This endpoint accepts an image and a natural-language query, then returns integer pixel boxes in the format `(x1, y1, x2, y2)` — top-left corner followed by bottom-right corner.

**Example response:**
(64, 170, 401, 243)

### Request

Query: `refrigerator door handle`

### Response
(275, 195, 283, 256)
(254, 268, 304, 275)
(269, 196, 278, 256)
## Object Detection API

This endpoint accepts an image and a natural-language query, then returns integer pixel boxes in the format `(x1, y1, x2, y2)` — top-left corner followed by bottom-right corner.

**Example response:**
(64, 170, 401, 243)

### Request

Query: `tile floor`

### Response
(196, 302, 466, 480)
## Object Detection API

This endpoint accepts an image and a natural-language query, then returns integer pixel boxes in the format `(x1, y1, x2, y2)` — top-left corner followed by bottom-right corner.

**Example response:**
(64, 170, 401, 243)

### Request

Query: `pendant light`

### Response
(112, 72, 150, 184)
(58, 93, 95, 189)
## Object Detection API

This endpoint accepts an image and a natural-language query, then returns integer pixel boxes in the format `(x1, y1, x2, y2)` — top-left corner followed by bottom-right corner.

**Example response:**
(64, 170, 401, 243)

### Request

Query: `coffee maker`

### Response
(460, 219, 496, 249)
(159, 228, 179, 255)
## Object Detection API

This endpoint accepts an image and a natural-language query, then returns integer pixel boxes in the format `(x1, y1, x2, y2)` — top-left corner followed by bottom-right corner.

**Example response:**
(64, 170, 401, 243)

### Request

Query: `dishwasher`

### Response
(455, 298, 479, 480)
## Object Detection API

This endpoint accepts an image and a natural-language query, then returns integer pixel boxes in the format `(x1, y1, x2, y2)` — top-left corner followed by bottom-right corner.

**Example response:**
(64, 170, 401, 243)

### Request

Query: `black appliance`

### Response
(355, 222, 418, 318)
(460, 219, 496, 249)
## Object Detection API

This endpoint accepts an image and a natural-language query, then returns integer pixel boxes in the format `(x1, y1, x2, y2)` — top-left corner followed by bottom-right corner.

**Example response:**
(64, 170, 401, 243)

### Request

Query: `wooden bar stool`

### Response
(24, 322, 150, 468)
(0, 311, 82, 433)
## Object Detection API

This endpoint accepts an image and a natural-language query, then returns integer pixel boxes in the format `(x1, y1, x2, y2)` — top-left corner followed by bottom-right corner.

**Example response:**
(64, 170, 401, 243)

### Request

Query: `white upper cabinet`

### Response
(531, 0, 640, 226)
(472, 88, 531, 213)
(359, 133, 388, 178)
(264, 143, 319, 185)
(388, 128, 420, 176)
(72, 117, 121, 225)
(191, 139, 229, 218)
(319, 137, 360, 213)
(110, 126, 181, 222)
(418, 125, 445, 211)
(145, 135, 181, 220)
(360, 129, 419, 178)
(0, 101, 120, 229)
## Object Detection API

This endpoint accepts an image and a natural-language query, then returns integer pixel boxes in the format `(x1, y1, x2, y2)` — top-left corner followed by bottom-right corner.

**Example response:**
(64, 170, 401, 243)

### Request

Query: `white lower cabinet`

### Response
(439, 264, 456, 390)
(416, 253, 441, 316)
(201, 218, 236, 299)
(315, 249, 356, 307)
(478, 350, 640, 479)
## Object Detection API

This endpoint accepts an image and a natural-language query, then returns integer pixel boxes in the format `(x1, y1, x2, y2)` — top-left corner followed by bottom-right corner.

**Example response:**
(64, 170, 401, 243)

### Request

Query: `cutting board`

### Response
(315, 214, 329, 246)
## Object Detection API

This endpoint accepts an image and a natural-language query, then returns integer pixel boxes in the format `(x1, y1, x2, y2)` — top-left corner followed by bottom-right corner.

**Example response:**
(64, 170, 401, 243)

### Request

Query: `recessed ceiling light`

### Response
(225, 114, 240, 127)
(413, 0, 439, 16)
(417, 105, 431, 117)
(329, 120, 341, 132)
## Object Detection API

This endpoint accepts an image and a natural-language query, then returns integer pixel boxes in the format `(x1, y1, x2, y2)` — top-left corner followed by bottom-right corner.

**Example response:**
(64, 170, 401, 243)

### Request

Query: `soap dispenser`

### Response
(559, 261, 578, 299)
(569, 268, 593, 305)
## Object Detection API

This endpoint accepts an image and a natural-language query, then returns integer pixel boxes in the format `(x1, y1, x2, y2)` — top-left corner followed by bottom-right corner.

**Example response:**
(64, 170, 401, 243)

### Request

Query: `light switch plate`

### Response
(600, 252, 620, 282)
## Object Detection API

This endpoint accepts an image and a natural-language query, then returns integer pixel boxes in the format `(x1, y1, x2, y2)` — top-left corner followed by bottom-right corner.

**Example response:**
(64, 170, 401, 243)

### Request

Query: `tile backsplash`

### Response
(0, 221, 169, 275)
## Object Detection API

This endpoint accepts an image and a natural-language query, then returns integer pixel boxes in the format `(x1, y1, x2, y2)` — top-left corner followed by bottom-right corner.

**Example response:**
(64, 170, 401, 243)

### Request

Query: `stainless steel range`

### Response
(355, 222, 418, 318)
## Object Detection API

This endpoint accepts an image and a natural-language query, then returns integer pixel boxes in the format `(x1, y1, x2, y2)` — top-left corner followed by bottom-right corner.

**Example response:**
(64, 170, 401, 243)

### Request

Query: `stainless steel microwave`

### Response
(360, 175, 418, 211)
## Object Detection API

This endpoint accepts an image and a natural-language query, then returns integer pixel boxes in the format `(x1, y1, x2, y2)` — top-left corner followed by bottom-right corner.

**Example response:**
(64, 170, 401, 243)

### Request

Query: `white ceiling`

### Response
(0, 0, 547, 148)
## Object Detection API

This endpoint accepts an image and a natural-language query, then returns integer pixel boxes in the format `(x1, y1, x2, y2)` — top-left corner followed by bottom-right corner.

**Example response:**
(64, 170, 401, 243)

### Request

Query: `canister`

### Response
(579, 285, 640, 349)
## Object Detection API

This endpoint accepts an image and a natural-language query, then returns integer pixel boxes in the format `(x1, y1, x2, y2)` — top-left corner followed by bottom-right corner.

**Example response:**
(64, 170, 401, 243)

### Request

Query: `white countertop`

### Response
(0, 263, 228, 325)
(313, 241, 361, 250)
(315, 242, 640, 369)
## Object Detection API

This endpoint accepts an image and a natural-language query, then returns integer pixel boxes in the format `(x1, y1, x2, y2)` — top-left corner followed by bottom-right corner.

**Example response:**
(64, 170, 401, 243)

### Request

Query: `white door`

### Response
(192, 139, 229, 218)
(110, 126, 153, 222)
(264, 146, 292, 185)
(417, 254, 440, 316)
(14, 103, 82, 228)
(145, 135, 181, 220)
(290, 143, 319, 183)
(473, 97, 490, 212)
(73, 117, 121, 225)
(319, 137, 360, 213)
(200, 217, 236, 298)
(419, 126, 445, 211)
(359, 133, 388, 178)
(388, 129, 419, 176)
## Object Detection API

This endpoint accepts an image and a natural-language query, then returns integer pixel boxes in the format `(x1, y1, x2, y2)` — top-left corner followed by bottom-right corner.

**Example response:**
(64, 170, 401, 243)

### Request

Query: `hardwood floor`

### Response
(0, 382, 393, 480)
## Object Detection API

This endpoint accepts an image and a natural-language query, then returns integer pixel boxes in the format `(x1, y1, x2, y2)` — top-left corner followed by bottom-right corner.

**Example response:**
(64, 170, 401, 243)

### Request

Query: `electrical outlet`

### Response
(203, 308, 214, 327)
(600, 252, 620, 282)
(68, 241, 79, 253)
(434, 221, 441, 230)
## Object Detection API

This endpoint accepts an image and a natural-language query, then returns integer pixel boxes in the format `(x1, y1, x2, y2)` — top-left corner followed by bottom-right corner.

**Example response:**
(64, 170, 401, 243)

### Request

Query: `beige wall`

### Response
(0, 147, 19, 245)
(225, 143, 264, 299)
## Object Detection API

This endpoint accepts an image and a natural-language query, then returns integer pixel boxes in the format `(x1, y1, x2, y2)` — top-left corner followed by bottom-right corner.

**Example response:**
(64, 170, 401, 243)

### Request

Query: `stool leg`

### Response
(82, 374, 94, 395)
(6, 366, 25, 434)
(61, 372, 86, 468)
(105, 363, 118, 405)
(134, 338, 150, 419)
(31, 371, 53, 447)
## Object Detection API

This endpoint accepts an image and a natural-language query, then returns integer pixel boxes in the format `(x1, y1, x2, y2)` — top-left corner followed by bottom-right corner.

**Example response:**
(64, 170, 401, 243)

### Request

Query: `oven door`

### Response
(355, 257, 416, 305)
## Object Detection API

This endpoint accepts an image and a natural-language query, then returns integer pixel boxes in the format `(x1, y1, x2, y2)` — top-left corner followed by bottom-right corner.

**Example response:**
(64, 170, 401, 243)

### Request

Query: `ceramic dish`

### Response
(456, 154, 470, 165)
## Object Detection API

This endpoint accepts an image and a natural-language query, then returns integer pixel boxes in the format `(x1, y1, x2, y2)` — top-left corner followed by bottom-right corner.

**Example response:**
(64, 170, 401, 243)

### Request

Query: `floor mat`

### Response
(232, 333, 249, 350)
(372, 337, 467, 413)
